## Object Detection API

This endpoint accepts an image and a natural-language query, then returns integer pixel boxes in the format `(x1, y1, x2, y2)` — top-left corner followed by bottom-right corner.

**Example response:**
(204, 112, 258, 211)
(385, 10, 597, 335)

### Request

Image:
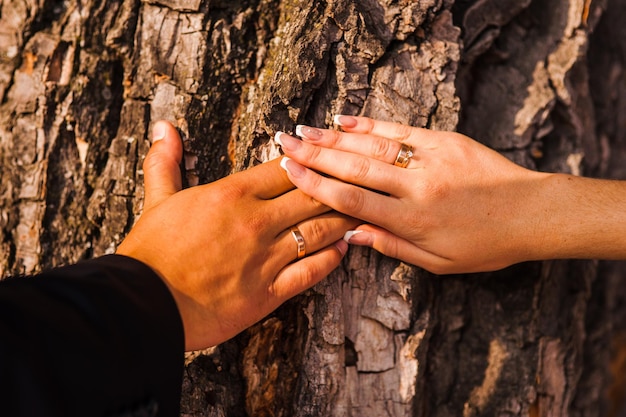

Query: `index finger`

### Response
(295, 125, 416, 168)
(334, 115, 430, 143)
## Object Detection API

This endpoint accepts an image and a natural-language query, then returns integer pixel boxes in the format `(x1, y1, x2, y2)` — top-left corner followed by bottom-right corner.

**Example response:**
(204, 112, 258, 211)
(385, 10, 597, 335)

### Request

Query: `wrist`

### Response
(521, 173, 573, 261)
(522, 173, 626, 261)
(497, 170, 554, 264)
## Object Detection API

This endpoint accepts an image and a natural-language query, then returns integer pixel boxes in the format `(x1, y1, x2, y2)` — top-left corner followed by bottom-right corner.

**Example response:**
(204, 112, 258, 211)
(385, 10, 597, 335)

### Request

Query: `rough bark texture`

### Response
(0, 0, 625, 416)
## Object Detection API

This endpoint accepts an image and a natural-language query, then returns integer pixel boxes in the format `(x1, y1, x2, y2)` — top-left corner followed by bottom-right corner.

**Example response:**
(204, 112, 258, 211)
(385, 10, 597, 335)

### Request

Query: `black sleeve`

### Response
(0, 255, 185, 417)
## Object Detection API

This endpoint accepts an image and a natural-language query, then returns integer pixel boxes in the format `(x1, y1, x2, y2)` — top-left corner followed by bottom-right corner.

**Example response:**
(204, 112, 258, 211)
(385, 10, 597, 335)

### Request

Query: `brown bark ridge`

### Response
(0, 0, 625, 416)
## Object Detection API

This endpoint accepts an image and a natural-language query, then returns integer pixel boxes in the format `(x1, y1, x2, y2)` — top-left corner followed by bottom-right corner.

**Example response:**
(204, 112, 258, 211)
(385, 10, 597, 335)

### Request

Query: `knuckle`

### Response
(142, 151, 161, 172)
(363, 117, 375, 133)
(378, 235, 399, 259)
(308, 171, 325, 193)
(245, 208, 269, 234)
(304, 220, 329, 245)
(347, 157, 371, 182)
(219, 182, 247, 202)
(370, 137, 393, 161)
(336, 187, 366, 214)
(407, 216, 429, 236)
(421, 180, 450, 202)
(328, 129, 342, 145)
(394, 123, 413, 140)
(306, 193, 326, 211)
(305, 142, 323, 163)
(297, 265, 318, 290)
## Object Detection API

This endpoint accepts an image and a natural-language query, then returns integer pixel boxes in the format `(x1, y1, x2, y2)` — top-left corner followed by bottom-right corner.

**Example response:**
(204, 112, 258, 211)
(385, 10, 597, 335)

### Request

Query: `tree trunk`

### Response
(1, 0, 625, 416)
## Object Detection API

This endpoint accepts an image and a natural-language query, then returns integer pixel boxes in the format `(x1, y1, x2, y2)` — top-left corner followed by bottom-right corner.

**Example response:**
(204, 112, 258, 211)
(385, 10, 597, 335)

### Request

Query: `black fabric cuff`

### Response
(0, 254, 185, 417)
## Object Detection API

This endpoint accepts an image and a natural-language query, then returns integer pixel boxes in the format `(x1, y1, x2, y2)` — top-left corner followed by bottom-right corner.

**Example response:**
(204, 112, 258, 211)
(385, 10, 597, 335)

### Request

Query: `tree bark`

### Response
(1, 0, 625, 416)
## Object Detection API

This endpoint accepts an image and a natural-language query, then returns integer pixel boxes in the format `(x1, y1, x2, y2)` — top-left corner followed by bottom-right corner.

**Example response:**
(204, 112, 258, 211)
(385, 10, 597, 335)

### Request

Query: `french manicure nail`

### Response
(334, 114, 358, 128)
(274, 131, 301, 151)
(279, 157, 306, 178)
(343, 230, 363, 243)
(295, 125, 323, 140)
(274, 131, 285, 146)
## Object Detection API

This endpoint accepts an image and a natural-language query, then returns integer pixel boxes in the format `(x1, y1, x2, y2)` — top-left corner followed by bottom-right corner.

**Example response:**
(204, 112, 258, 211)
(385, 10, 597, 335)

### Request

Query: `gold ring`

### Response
(393, 143, 414, 168)
(290, 226, 306, 259)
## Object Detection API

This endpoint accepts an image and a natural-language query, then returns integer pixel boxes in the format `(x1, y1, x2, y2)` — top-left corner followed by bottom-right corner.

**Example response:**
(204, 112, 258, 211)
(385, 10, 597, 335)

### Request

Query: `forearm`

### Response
(525, 173, 626, 261)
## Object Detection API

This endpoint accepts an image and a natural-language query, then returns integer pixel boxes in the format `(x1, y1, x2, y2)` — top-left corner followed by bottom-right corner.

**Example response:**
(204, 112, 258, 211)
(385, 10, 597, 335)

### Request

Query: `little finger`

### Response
(344, 224, 452, 275)
(269, 240, 349, 302)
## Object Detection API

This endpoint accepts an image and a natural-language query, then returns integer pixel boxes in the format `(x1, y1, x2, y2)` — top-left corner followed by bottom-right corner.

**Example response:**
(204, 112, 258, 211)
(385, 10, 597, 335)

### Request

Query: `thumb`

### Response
(143, 121, 184, 211)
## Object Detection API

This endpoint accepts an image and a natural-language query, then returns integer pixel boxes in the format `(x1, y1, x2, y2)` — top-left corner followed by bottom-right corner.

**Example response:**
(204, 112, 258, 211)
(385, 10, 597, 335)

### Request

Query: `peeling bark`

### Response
(0, 0, 625, 416)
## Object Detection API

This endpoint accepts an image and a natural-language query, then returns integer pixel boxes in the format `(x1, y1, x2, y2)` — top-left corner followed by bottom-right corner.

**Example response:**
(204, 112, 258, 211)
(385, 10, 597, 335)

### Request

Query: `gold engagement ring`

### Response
(393, 144, 414, 168)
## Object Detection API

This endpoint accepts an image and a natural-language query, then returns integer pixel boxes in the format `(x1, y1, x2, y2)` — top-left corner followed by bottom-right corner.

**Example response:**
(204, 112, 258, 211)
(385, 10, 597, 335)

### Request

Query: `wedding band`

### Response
(290, 226, 306, 259)
(393, 144, 414, 168)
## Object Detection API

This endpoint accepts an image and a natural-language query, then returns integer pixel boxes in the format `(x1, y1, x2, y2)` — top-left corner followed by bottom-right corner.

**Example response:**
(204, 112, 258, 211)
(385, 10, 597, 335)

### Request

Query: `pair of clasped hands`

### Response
(118, 116, 626, 351)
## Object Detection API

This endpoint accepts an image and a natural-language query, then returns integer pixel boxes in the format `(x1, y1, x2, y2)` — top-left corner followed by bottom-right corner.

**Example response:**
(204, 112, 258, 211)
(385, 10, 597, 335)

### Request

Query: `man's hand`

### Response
(118, 121, 357, 350)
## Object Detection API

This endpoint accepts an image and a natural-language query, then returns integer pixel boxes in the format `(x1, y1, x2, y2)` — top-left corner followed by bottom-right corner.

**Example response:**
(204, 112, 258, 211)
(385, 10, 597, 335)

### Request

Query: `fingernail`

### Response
(274, 131, 301, 152)
(343, 230, 363, 243)
(295, 125, 323, 141)
(334, 239, 349, 256)
(334, 114, 357, 128)
(279, 157, 306, 178)
(343, 230, 372, 245)
(274, 131, 285, 146)
(152, 122, 167, 142)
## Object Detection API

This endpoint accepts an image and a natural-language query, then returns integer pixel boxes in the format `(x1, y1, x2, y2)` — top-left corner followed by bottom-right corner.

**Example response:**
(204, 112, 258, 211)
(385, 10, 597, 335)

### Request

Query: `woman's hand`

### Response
(275, 116, 560, 274)
(117, 121, 358, 351)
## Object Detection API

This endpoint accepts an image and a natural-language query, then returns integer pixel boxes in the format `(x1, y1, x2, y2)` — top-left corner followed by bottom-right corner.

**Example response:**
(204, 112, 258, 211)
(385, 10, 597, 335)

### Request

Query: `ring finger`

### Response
(273, 212, 360, 265)
(264, 185, 331, 236)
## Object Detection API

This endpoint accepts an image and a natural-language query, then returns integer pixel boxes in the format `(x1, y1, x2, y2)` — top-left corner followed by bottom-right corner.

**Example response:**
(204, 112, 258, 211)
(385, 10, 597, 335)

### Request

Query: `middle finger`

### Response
(263, 186, 331, 236)
(275, 132, 408, 196)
